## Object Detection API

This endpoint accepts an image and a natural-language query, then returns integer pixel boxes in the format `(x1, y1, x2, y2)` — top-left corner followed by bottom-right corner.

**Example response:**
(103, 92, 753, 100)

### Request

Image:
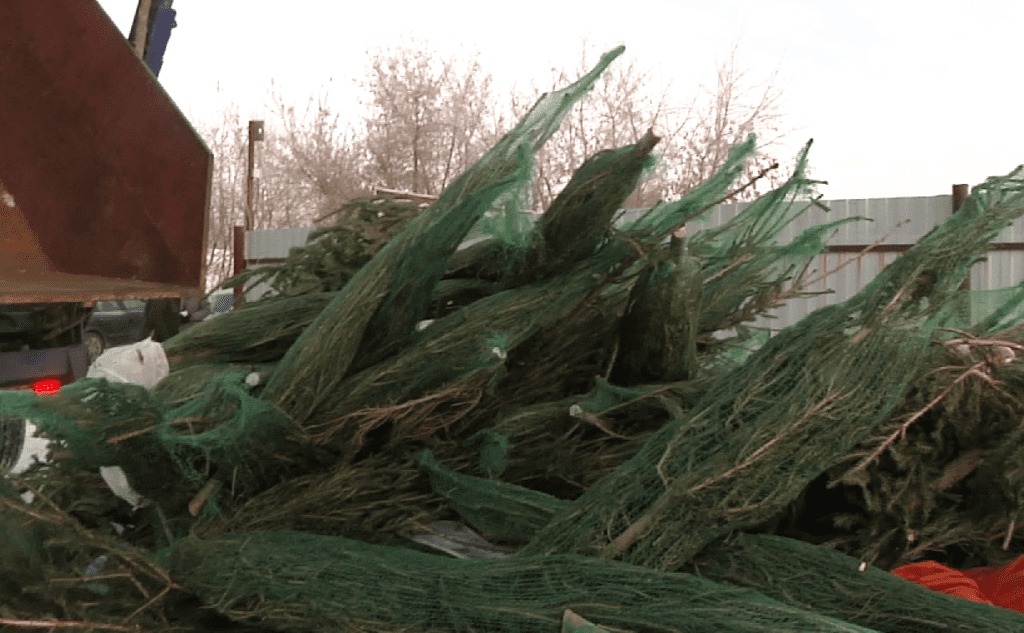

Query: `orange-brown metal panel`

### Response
(0, 0, 211, 303)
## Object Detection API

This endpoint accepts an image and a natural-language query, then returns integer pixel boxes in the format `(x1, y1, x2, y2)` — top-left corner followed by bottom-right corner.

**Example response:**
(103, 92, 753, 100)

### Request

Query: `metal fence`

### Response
(243, 188, 1024, 332)
(697, 192, 1024, 332)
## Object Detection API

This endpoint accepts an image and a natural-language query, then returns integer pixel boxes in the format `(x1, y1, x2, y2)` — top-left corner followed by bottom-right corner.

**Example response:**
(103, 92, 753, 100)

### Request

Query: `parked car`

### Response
(203, 290, 237, 321)
(83, 299, 149, 363)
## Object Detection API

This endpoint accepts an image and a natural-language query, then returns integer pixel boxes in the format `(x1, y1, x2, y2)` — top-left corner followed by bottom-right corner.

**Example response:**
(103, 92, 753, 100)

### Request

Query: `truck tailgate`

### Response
(0, 0, 212, 304)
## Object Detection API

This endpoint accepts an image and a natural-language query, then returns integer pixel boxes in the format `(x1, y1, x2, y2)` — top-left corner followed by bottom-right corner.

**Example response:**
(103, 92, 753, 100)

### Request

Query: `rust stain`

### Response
(0, 178, 54, 274)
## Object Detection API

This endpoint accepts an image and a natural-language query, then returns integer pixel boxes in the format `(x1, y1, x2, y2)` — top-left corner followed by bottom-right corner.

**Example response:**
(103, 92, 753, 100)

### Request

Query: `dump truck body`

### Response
(0, 0, 211, 307)
(0, 0, 211, 469)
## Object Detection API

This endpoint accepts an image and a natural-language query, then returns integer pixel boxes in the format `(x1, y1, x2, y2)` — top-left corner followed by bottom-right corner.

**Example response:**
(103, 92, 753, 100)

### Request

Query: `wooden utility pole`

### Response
(953, 183, 970, 292)
(246, 120, 264, 231)
(236, 121, 264, 305)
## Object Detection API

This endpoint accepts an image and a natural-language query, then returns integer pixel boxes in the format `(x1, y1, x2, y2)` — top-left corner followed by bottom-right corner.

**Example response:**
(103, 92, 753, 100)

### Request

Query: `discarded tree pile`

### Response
(6, 44, 1024, 632)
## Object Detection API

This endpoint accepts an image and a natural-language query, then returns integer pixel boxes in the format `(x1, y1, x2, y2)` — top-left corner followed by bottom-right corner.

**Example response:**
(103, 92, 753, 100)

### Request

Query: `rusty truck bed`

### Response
(0, 0, 212, 305)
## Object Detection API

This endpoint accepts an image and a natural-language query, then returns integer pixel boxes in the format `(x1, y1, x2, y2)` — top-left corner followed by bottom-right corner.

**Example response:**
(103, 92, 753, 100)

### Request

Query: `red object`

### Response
(30, 379, 62, 395)
(892, 556, 1024, 613)
(0, 0, 211, 304)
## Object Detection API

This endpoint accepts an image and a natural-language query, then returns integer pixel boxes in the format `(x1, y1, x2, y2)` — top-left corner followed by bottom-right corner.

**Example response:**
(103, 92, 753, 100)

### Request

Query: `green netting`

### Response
(812, 323, 1024, 569)
(151, 361, 275, 407)
(169, 529, 880, 633)
(620, 134, 757, 234)
(414, 449, 564, 542)
(520, 166, 1024, 570)
(281, 118, 744, 457)
(473, 203, 537, 249)
(691, 533, 1024, 633)
(465, 429, 510, 477)
(300, 267, 613, 455)
(262, 47, 626, 428)
(256, 447, 1024, 631)
(158, 372, 295, 490)
(163, 292, 334, 370)
(194, 449, 445, 540)
(521, 128, 660, 280)
(615, 230, 703, 384)
(0, 373, 294, 518)
(968, 280, 1024, 333)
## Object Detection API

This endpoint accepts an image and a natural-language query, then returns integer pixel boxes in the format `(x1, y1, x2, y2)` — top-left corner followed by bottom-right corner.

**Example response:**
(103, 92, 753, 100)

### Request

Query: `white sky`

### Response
(97, 0, 1023, 201)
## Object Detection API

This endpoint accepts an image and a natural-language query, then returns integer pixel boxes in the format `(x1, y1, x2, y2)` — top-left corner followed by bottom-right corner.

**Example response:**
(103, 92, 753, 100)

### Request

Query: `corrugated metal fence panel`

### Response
(820, 196, 950, 245)
(688, 195, 953, 247)
(243, 227, 316, 301)
(751, 250, 904, 333)
(696, 195, 954, 333)
(998, 213, 1024, 244)
(247, 227, 316, 261)
(972, 213, 1024, 291)
(973, 250, 1024, 291)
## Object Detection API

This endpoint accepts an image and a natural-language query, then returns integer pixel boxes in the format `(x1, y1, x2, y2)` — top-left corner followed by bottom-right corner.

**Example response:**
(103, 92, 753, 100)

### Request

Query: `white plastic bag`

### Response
(85, 337, 169, 510)
(99, 465, 148, 509)
(86, 337, 169, 389)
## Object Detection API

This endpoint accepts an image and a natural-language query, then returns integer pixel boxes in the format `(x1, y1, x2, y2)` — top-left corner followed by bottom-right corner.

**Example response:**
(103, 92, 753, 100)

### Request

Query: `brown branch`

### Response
(716, 160, 780, 205)
(668, 161, 781, 236)
(608, 391, 845, 556)
(702, 254, 754, 283)
(578, 411, 632, 440)
(0, 619, 139, 631)
(931, 448, 989, 491)
(106, 416, 214, 444)
(122, 585, 173, 627)
(797, 223, 906, 290)
(683, 391, 843, 496)
(845, 360, 991, 478)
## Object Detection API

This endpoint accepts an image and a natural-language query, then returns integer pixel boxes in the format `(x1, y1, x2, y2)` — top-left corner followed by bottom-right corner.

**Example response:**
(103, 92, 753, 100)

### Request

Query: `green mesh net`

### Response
(169, 529, 880, 633)
(413, 448, 564, 542)
(519, 166, 1024, 570)
(690, 532, 1024, 633)
(0, 372, 294, 521)
(261, 47, 627, 429)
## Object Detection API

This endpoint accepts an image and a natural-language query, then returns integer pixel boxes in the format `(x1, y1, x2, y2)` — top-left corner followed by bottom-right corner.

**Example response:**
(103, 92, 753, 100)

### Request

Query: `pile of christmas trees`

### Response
(5, 46, 1024, 632)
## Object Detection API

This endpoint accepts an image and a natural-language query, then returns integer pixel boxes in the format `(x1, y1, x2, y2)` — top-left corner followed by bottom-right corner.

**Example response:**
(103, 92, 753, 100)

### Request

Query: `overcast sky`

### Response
(96, 0, 1022, 201)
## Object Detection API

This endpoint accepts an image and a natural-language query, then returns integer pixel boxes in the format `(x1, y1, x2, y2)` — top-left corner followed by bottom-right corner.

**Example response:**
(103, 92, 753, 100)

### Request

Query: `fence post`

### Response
(233, 225, 246, 306)
(953, 184, 970, 292)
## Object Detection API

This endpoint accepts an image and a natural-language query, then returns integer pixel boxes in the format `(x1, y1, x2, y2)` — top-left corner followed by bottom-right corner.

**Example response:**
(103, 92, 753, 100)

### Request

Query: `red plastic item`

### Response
(891, 560, 992, 605)
(892, 555, 1024, 613)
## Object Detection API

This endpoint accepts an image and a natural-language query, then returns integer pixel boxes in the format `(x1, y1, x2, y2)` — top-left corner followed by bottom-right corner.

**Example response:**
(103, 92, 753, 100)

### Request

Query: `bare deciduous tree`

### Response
(509, 39, 794, 210)
(193, 97, 248, 291)
(267, 80, 370, 222)
(194, 39, 793, 291)
(196, 84, 366, 291)
(667, 42, 792, 202)
(360, 40, 497, 196)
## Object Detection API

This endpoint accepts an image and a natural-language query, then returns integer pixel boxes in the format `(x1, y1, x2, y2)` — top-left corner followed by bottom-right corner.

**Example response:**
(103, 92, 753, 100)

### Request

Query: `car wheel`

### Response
(84, 331, 105, 363)
(0, 414, 26, 472)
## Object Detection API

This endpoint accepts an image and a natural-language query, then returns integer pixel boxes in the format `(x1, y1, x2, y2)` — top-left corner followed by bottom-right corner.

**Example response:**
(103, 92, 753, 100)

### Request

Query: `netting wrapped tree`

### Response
(520, 166, 1024, 571)
(260, 46, 629, 430)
